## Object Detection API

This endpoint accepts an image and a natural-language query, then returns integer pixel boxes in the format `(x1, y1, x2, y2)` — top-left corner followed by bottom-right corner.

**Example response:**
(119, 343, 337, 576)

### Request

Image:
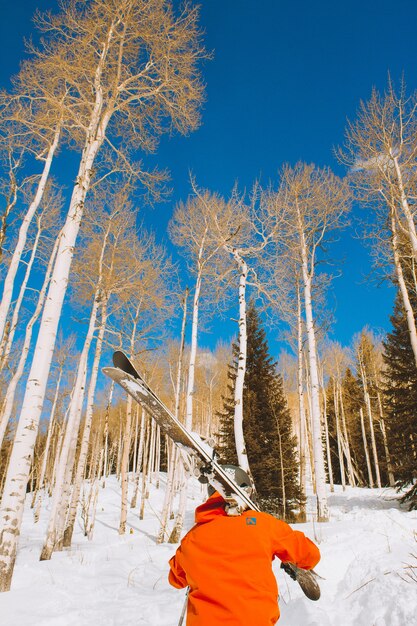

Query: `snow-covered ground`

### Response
(1, 475, 416, 626)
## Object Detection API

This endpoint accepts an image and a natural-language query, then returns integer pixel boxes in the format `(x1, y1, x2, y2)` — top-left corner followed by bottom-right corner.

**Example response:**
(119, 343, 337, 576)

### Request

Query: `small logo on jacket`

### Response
(246, 517, 257, 526)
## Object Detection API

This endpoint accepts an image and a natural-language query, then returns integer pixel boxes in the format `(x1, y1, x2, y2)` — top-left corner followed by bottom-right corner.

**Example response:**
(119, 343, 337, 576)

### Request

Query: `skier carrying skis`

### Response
(168, 465, 320, 626)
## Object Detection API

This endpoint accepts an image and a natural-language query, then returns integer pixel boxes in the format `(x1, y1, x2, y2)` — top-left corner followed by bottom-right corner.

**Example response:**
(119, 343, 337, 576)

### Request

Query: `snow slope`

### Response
(1, 475, 416, 626)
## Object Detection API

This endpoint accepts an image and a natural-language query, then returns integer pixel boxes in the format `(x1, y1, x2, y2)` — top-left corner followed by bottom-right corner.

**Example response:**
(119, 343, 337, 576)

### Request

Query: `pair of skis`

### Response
(103, 351, 320, 601)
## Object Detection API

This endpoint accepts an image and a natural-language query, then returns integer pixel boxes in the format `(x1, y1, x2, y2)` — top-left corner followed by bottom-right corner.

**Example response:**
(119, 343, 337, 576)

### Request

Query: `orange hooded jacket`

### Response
(168, 493, 320, 626)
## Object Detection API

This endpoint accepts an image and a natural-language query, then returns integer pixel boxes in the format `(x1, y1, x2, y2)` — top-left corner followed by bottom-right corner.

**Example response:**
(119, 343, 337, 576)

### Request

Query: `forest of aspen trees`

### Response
(0, 0, 416, 595)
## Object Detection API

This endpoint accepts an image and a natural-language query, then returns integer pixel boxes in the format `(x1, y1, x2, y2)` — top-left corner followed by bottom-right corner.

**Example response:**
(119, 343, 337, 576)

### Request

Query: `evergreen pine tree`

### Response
(383, 292, 417, 509)
(217, 302, 303, 520)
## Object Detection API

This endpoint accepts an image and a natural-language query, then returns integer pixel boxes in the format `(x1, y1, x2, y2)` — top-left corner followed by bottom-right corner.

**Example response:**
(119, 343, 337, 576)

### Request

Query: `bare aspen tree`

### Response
(0, 101, 27, 262)
(371, 343, 395, 486)
(389, 205, 417, 365)
(318, 353, 334, 493)
(32, 338, 75, 523)
(63, 196, 142, 545)
(269, 269, 311, 515)
(169, 192, 227, 431)
(341, 80, 417, 365)
(0, 185, 63, 371)
(295, 287, 309, 515)
(323, 342, 356, 487)
(168, 190, 227, 538)
(130, 408, 146, 509)
(0, 104, 61, 338)
(0, 226, 62, 450)
(359, 407, 374, 487)
(268, 163, 351, 521)
(119, 307, 142, 536)
(0, 0, 205, 590)
(355, 331, 382, 488)
(157, 291, 188, 544)
(187, 186, 278, 475)
(41, 202, 135, 557)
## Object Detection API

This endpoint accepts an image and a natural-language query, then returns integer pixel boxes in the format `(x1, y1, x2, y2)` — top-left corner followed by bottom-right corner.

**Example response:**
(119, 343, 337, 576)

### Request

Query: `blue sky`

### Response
(1, 0, 417, 354)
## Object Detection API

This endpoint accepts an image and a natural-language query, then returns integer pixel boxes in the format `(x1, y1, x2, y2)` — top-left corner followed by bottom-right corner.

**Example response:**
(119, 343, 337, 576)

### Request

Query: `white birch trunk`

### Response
(0, 126, 61, 345)
(360, 407, 374, 487)
(374, 378, 395, 487)
(175, 289, 188, 421)
(101, 382, 114, 484)
(132, 408, 139, 480)
(0, 86, 113, 588)
(296, 308, 308, 519)
(0, 218, 42, 370)
(119, 304, 141, 534)
(0, 234, 60, 449)
(119, 395, 133, 535)
(33, 368, 63, 523)
(40, 290, 101, 560)
(391, 210, 417, 367)
(358, 350, 382, 489)
(300, 255, 329, 520)
(365, 390, 382, 488)
(303, 357, 316, 491)
(0, 15, 117, 584)
(168, 463, 187, 543)
(392, 156, 417, 262)
(232, 251, 251, 474)
(130, 410, 146, 509)
(322, 384, 334, 493)
(157, 443, 178, 544)
(63, 301, 108, 546)
(333, 380, 346, 490)
(185, 276, 202, 430)
(164, 295, 188, 539)
(338, 383, 355, 487)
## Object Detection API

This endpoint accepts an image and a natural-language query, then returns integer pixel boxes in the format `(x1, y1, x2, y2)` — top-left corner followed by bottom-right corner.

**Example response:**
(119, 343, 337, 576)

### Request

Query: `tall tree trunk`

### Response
(0, 151, 20, 262)
(33, 368, 63, 523)
(365, 390, 381, 488)
(0, 17, 117, 585)
(232, 251, 251, 474)
(0, 216, 42, 370)
(333, 379, 346, 490)
(0, 126, 61, 345)
(338, 383, 355, 487)
(0, 234, 60, 449)
(359, 407, 374, 487)
(130, 410, 146, 509)
(119, 304, 141, 534)
(63, 301, 108, 546)
(185, 276, 201, 430)
(300, 248, 329, 521)
(296, 288, 308, 518)
(322, 388, 334, 493)
(391, 209, 417, 367)
(164, 292, 188, 539)
(375, 390, 395, 487)
(392, 156, 417, 262)
(0, 87, 113, 588)
(40, 291, 101, 561)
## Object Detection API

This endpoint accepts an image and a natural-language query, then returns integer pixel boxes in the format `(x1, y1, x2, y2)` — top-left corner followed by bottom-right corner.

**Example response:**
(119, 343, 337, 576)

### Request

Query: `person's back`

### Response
(169, 492, 320, 626)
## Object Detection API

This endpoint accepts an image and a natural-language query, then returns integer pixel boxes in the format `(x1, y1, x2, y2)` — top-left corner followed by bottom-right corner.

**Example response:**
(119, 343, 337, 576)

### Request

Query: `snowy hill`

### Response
(1, 475, 416, 626)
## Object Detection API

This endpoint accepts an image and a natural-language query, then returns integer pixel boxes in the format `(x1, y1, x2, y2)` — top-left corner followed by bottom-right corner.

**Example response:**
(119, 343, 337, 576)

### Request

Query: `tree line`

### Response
(0, 0, 416, 594)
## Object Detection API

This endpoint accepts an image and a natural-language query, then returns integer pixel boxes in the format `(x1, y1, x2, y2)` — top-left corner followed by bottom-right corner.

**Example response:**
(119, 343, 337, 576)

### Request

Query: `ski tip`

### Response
(112, 350, 124, 367)
(296, 570, 321, 601)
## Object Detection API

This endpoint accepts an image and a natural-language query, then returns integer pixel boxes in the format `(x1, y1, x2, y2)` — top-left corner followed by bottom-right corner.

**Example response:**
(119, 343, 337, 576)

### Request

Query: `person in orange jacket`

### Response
(168, 465, 320, 626)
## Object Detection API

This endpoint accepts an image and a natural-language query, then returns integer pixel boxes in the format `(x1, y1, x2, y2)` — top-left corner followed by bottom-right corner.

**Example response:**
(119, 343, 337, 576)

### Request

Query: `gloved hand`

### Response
(280, 562, 297, 581)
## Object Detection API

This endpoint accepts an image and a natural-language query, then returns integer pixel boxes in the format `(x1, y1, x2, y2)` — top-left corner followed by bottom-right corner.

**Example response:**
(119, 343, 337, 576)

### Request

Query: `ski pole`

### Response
(178, 588, 189, 626)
